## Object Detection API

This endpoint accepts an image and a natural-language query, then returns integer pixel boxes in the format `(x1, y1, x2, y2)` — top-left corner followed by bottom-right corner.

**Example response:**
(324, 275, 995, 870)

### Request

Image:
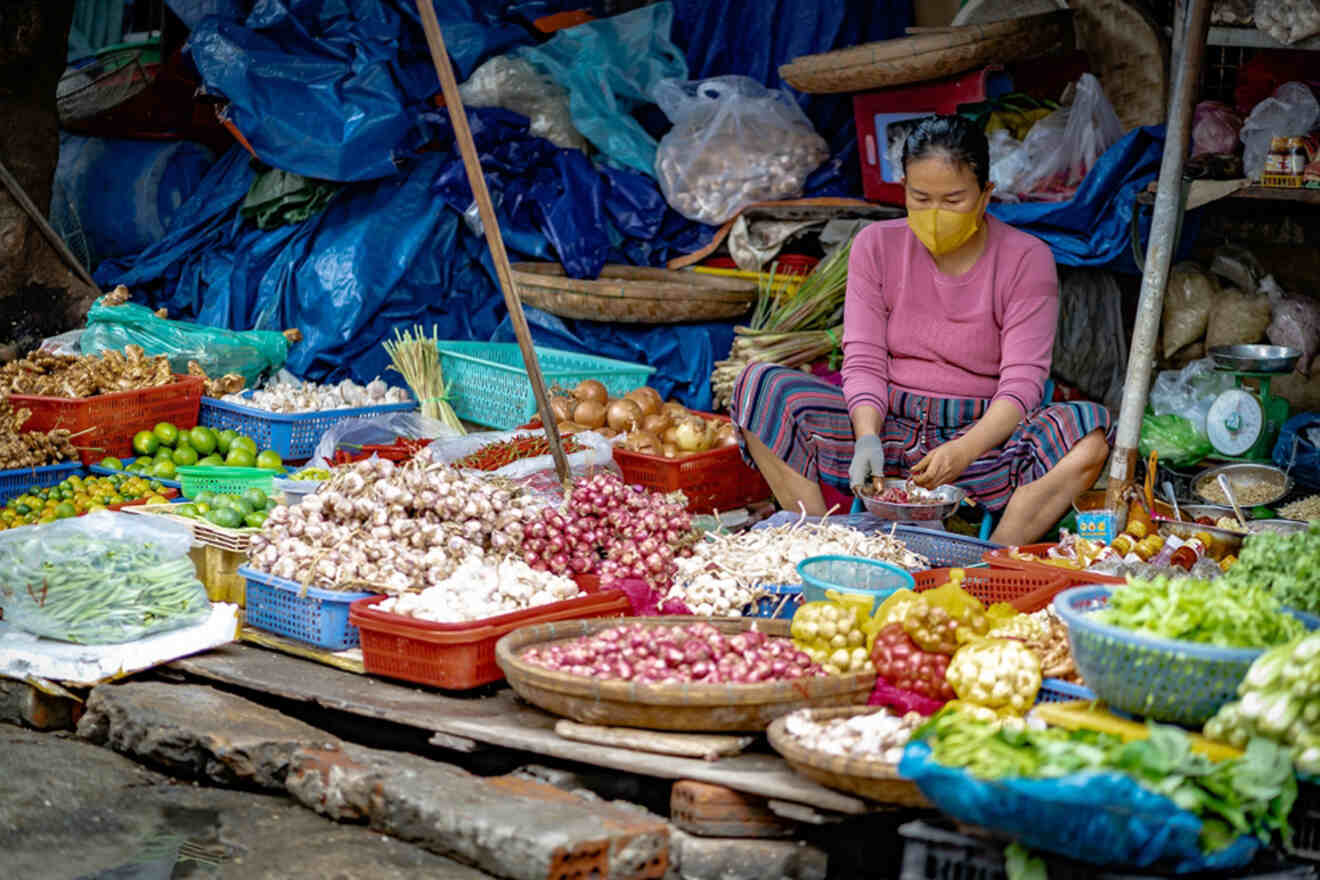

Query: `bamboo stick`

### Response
(414, 0, 570, 484)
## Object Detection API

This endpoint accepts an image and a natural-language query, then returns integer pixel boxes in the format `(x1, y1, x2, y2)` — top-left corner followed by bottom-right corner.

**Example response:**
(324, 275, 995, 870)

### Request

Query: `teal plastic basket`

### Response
(1053, 586, 1320, 726)
(796, 555, 916, 615)
(436, 341, 655, 430)
(175, 465, 276, 499)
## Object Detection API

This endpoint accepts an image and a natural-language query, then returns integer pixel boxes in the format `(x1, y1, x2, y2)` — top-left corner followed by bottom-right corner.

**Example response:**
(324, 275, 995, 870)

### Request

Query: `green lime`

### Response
(194, 490, 217, 506)
(226, 448, 256, 468)
(216, 429, 238, 456)
(244, 511, 267, 528)
(152, 422, 179, 448)
(189, 426, 218, 456)
(132, 431, 160, 456)
(242, 487, 268, 508)
(264, 497, 279, 511)
(175, 504, 198, 518)
(207, 507, 243, 529)
(172, 447, 199, 466)
(230, 435, 257, 456)
(152, 460, 177, 480)
(255, 449, 283, 471)
(197, 454, 225, 467)
(154, 448, 174, 462)
(13, 503, 30, 515)
(53, 502, 77, 519)
(194, 501, 211, 515)
(99, 457, 124, 471)
(230, 498, 255, 517)
(133, 456, 154, 470)
(174, 433, 192, 452)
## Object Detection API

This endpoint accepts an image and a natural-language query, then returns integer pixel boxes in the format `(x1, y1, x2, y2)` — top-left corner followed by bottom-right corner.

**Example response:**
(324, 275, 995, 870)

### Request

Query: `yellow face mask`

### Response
(907, 190, 989, 257)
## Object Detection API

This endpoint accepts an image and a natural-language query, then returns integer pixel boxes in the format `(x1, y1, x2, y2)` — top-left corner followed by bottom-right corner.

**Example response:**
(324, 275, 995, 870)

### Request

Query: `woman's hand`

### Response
(910, 438, 974, 489)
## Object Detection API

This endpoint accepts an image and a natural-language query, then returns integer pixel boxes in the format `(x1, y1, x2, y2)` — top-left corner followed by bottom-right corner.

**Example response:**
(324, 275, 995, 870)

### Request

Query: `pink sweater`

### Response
(841, 217, 1058, 423)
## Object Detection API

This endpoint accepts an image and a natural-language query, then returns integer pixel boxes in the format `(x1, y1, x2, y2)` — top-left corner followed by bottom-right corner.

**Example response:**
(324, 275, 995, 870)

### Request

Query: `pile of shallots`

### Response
(520, 621, 826, 684)
(248, 448, 537, 593)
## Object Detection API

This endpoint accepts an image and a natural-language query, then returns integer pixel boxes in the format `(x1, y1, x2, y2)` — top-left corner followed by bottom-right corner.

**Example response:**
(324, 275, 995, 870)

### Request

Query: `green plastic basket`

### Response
(176, 466, 276, 499)
(436, 341, 655, 430)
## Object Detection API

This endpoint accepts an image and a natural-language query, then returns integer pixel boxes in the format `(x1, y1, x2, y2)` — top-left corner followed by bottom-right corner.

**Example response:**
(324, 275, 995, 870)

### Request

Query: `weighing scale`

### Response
(1204, 345, 1300, 462)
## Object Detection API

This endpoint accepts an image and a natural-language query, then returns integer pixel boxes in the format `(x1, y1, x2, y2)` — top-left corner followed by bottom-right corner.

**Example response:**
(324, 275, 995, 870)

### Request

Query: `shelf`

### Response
(1207, 26, 1320, 51)
(1229, 184, 1320, 203)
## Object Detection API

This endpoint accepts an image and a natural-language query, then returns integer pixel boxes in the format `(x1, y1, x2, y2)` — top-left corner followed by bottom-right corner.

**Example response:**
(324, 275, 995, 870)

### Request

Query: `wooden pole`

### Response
(414, 0, 572, 484)
(1105, 0, 1211, 509)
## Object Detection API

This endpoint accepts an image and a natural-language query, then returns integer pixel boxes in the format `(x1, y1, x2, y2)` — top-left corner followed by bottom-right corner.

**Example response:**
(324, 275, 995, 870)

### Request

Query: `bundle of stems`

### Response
(710, 236, 853, 408)
(383, 325, 466, 435)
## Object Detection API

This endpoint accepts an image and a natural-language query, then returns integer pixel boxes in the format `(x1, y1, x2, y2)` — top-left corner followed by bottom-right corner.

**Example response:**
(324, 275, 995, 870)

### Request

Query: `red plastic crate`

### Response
(981, 542, 1125, 586)
(611, 414, 770, 514)
(913, 567, 1071, 613)
(10, 375, 205, 466)
(348, 582, 631, 690)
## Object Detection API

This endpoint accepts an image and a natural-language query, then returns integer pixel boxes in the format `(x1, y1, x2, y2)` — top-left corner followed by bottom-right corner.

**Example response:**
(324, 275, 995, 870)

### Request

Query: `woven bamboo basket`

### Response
(766, 705, 930, 806)
(778, 11, 1073, 94)
(510, 263, 757, 324)
(495, 617, 876, 732)
(955, 0, 1167, 131)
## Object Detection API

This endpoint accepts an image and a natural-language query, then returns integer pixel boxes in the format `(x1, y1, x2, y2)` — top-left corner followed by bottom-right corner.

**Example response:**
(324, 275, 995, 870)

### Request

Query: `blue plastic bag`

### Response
(1275, 413, 1320, 491)
(515, 3, 688, 177)
(898, 740, 1260, 873)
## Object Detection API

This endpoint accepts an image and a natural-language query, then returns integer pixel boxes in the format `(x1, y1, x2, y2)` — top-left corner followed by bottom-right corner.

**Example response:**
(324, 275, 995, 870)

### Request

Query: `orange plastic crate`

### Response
(10, 375, 205, 466)
(981, 542, 1125, 586)
(913, 566, 1071, 613)
(349, 584, 631, 690)
(611, 414, 770, 514)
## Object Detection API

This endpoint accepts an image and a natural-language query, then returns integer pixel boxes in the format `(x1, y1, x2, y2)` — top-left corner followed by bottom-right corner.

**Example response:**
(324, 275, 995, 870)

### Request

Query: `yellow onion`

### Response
(549, 395, 575, 423)
(573, 379, 608, 404)
(625, 429, 662, 455)
(641, 412, 671, 435)
(674, 417, 710, 453)
(625, 387, 662, 417)
(662, 425, 680, 445)
(606, 398, 643, 433)
(573, 399, 607, 430)
(661, 443, 679, 458)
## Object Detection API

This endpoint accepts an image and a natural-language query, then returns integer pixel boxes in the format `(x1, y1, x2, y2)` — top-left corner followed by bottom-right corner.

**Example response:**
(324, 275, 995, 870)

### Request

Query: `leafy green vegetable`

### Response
(1004, 843, 1047, 880)
(1095, 575, 1304, 649)
(1221, 525, 1320, 615)
(916, 708, 1297, 852)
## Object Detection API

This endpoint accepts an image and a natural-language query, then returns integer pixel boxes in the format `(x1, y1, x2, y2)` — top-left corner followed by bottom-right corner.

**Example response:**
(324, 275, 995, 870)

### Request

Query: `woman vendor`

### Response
(731, 115, 1111, 546)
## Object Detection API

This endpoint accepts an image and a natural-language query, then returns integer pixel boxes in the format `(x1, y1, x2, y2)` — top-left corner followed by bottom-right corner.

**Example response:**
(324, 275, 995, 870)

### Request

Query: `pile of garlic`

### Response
(376, 557, 582, 623)
(248, 450, 538, 593)
(782, 708, 925, 765)
(664, 569, 757, 617)
(225, 375, 410, 413)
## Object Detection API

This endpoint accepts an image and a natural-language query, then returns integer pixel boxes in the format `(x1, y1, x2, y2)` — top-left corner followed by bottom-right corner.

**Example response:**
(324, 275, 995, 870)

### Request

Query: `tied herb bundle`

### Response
(383, 325, 465, 435)
(709, 237, 852, 409)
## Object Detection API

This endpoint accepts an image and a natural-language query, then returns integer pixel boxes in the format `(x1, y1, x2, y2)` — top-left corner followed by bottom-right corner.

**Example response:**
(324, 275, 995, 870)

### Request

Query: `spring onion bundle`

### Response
(710, 237, 852, 408)
(383, 325, 465, 435)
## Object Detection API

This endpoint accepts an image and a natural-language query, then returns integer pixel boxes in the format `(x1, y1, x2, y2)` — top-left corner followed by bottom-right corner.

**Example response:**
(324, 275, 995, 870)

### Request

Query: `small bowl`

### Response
(796, 554, 916, 615)
(857, 479, 967, 522)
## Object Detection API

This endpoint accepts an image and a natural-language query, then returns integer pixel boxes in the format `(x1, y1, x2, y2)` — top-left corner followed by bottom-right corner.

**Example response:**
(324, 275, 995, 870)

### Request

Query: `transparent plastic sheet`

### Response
(459, 55, 586, 152)
(1149, 358, 1237, 431)
(310, 412, 460, 467)
(898, 740, 1261, 873)
(0, 512, 210, 645)
(1240, 82, 1320, 180)
(652, 75, 828, 224)
(1254, 0, 1320, 46)
(427, 429, 619, 503)
(1263, 275, 1320, 377)
(79, 298, 289, 387)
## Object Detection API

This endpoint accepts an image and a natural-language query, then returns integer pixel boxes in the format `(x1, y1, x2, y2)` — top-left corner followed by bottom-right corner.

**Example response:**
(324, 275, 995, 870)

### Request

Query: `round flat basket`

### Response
(495, 617, 876, 732)
(766, 706, 929, 806)
(510, 263, 756, 324)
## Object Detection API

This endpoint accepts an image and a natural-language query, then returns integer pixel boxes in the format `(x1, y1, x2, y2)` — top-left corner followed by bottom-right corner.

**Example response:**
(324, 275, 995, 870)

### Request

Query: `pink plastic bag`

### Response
(868, 678, 947, 716)
(1192, 101, 1244, 156)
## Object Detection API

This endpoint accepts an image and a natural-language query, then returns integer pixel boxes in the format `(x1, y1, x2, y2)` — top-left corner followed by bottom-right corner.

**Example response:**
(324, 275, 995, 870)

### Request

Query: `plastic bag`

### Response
(39, 329, 83, 356)
(1141, 413, 1213, 468)
(995, 74, 1123, 202)
(1149, 358, 1237, 432)
(0, 512, 210, 645)
(79, 296, 289, 388)
(1206, 286, 1274, 349)
(1240, 82, 1320, 179)
(987, 128, 1028, 195)
(898, 740, 1261, 873)
(459, 55, 587, 153)
(1162, 263, 1216, 359)
(1210, 243, 1264, 296)
(428, 428, 618, 502)
(1255, 0, 1320, 45)
(311, 411, 460, 468)
(653, 75, 829, 224)
(1263, 275, 1320, 376)
(1191, 101, 1244, 157)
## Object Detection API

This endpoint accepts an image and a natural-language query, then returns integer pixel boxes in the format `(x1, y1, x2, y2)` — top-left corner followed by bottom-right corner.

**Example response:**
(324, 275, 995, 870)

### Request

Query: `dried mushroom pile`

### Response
(0, 346, 173, 397)
(0, 399, 77, 468)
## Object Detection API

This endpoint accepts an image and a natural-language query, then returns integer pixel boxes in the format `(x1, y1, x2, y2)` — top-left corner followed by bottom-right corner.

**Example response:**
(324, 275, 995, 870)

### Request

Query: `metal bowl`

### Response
(1208, 344, 1302, 374)
(1174, 503, 1235, 523)
(1193, 463, 1293, 508)
(1157, 518, 1246, 553)
(1247, 519, 1311, 536)
(857, 479, 967, 522)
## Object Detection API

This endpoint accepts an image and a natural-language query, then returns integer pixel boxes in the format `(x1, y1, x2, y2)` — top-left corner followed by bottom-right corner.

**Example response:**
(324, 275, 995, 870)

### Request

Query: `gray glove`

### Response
(848, 434, 885, 493)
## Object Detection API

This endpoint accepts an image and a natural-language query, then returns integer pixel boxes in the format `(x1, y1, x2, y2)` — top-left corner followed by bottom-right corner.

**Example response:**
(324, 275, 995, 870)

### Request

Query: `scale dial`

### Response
(1206, 388, 1265, 457)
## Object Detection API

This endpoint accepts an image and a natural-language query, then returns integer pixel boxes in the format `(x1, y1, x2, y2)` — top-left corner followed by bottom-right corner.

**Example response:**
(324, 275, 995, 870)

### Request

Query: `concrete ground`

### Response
(0, 725, 493, 880)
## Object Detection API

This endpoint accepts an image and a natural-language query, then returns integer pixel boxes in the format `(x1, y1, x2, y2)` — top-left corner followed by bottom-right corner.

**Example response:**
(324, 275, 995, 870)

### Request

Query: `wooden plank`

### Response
(238, 627, 365, 674)
(170, 644, 868, 814)
(553, 721, 753, 761)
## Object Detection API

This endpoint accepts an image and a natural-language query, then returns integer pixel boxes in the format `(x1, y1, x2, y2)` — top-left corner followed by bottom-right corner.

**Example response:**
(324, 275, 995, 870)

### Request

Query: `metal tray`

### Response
(1156, 518, 1247, 552)
(857, 479, 967, 523)
(1193, 463, 1293, 508)
(1208, 344, 1301, 374)
(1247, 519, 1311, 536)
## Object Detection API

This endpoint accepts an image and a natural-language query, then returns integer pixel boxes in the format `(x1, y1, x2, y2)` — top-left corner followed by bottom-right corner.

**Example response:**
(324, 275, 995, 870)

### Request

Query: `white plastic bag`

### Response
(653, 76, 829, 225)
(310, 411, 460, 465)
(987, 129, 1028, 198)
(39, 329, 83, 356)
(428, 428, 618, 502)
(1240, 82, 1320, 180)
(1149, 358, 1237, 432)
(994, 74, 1123, 202)
(459, 55, 587, 152)
(1254, 0, 1320, 45)
(1263, 275, 1320, 376)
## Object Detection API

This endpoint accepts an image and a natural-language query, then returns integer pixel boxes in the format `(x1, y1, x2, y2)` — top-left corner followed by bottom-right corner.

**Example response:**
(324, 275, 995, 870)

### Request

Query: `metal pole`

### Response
(415, 0, 572, 485)
(1105, 0, 1212, 508)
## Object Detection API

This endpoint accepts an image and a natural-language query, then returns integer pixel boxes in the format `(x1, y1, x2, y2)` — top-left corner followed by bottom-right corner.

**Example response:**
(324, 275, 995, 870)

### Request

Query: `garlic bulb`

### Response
(376, 557, 582, 623)
(223, 374, 407, 413)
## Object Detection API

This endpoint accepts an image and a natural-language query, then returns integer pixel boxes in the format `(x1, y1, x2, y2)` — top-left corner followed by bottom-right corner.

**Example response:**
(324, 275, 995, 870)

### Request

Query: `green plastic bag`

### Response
(1139, 412, 1211, 468)
(79, 297, 289, 388)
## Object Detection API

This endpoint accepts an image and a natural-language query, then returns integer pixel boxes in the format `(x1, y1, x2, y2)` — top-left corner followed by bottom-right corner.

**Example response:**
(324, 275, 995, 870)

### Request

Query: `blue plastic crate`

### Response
(0, 462, 82, 503)
(199, 395, 415, 462)
(239, 566, 379, 651)
(741, 584, 803, 619)
(1034, 677, 1096, 705)
(88, 457, 183, 489)
(436, 341, 656, 430)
